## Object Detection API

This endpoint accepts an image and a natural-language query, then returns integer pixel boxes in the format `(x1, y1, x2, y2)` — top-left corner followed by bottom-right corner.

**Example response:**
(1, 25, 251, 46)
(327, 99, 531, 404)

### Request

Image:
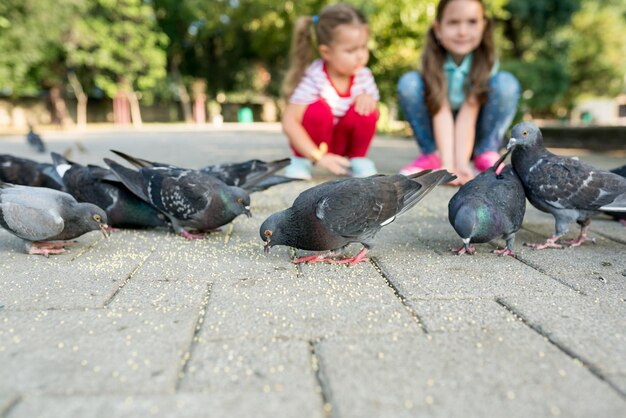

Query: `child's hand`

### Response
(317, 153, 351, 176)
(454, 164, 475, 186)
(354, 94, 377, 116)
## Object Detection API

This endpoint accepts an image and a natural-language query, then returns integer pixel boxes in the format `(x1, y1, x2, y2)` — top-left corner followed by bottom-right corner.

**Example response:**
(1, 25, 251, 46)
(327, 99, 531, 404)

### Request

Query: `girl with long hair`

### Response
(398, 0, 520, 185)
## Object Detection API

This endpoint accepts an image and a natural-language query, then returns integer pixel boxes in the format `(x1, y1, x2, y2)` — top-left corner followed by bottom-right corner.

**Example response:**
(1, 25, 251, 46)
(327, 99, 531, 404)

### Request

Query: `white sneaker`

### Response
(285, 157, 312, 180)
(350, 157, 377, 178)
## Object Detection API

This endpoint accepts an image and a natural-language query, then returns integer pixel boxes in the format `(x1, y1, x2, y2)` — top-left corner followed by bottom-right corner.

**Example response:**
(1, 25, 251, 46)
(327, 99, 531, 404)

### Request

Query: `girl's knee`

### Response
(345, 106, 379, 125)
(397, 71, 424, 99)
(303, 100, 334, 125)
(490, 72, 521, 103)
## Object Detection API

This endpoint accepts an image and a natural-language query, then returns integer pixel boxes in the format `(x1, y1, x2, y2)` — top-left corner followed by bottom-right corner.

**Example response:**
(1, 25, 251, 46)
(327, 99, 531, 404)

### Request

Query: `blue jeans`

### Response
(397, 71, 521, 155)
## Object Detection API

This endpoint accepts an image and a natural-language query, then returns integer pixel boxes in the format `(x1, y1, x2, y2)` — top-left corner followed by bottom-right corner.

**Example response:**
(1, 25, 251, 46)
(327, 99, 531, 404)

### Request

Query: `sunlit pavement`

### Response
(1, 126, 625, 418)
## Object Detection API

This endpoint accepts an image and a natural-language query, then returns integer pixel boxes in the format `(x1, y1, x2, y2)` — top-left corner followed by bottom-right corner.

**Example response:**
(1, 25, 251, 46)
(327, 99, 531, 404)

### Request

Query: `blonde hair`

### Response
(282, 3, 367, 99)
(422, 0, 495, 114)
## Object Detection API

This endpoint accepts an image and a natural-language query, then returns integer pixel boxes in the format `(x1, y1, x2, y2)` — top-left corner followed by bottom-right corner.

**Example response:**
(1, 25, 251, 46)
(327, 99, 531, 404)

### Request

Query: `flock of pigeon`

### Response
(1, 121, 625, 262)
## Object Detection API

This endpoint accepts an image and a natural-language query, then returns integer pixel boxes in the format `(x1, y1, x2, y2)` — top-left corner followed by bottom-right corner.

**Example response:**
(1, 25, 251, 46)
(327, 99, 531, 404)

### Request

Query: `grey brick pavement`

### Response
(0, 125, 625, 418)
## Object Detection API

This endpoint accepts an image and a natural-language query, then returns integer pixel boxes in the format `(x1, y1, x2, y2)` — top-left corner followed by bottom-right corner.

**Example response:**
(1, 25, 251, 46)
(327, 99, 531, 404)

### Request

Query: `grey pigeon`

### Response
(0, 181, 108, 256)
(0, 154, 64, 190)
(104, 158, 251, 239)
(110, 150, 295, 192)
(260, 170, 456, 265)
(605, 164, 626, 225)
(26, 124, 46, 153)
(448, 150, 526, 256)
(508, 121, 626, 249)
(51, 153, 168, 229)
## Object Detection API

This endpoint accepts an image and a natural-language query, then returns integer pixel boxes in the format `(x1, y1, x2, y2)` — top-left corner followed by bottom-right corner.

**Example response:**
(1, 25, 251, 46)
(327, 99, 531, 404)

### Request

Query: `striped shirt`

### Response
(290, 59, 379, 122)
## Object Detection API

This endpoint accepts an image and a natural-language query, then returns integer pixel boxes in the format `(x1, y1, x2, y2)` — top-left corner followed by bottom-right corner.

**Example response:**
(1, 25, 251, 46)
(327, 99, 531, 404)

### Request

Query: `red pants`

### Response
(292, 100, 378, 158)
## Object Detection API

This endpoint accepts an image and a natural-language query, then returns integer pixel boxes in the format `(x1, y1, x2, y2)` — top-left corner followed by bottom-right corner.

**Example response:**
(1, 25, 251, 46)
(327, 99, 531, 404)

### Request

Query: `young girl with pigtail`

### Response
(282, 3, 380, 180)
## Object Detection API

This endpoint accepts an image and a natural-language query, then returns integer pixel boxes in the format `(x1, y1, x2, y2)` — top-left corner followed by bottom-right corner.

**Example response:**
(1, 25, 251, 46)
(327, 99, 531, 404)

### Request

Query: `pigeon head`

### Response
(75, 203, 110, 238)
(507, 122, 543, 150)
(260, 212, 287, 253)
(226, 187, 251, 218)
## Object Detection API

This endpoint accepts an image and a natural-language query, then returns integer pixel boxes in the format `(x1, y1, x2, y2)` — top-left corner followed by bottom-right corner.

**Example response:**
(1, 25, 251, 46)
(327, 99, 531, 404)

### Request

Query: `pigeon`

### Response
(260, 170, 456, 265)
(104, 158, 251, 239)
(605, 164, 626, 225)
(0, 181, 109, 256)
(507, 121, 626, 249)
(448, 150, 526, 256)
(110, 150, 295, 192)
(0, 154, 64, 190)
(200, 158, 294, 191)
(51, 153, 168, 229)
(26, 124, 46, 153)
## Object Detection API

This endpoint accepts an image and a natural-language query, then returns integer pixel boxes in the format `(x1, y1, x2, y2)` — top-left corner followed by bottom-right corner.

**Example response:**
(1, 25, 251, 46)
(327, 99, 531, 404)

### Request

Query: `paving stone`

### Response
(200, 262, 420, 340)
(513, 227, 626, 298)
(0, 393, 19, 416)
(8, 392, 324, 418)
(407, 298, 525, 333)
(500, 292, 626, 393)
(178, 337, 322, 417)
(0, 229, 158, 310)
(0, 307, 199, 395)
(316, 331, 625, 418)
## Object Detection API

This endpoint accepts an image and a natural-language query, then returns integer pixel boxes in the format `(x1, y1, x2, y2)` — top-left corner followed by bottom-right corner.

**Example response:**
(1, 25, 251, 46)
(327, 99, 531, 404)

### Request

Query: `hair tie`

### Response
(312, 15, 319, 25)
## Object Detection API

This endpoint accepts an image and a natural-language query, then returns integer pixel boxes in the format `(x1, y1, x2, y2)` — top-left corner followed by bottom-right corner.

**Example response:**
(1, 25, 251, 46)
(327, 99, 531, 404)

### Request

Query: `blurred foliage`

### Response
(0, 0, 624, 118)
(67, 0, 168, 100)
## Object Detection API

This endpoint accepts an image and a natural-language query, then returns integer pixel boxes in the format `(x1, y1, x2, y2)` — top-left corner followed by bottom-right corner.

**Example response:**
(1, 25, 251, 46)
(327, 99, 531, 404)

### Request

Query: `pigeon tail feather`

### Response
(110, 150, 166, 169)
(399, 170, 456, 216)
(103, 158, 149, 201)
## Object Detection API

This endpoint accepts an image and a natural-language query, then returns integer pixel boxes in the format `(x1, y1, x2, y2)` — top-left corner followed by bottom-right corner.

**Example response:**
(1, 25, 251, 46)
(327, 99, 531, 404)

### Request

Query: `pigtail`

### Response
(281, 16, 315, 99)
(467, 16, 495, 105)
(421, 27, 447, 115)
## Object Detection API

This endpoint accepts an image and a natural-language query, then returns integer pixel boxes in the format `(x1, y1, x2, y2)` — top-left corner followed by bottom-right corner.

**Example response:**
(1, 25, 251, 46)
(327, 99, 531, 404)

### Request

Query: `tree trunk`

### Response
(128, 91, 143, 128)
(49, 85, 74, 128)
(172, 65, 193, 123)
(67, 72, 88, 130)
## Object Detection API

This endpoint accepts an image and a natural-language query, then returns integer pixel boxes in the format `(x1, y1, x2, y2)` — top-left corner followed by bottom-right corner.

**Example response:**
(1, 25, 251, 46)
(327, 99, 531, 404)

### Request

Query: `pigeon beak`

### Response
(263, 239, 271, 254)
(99, 223, 110, 238)
(506, 138, 517, 150)
(244, 206, 252, 218)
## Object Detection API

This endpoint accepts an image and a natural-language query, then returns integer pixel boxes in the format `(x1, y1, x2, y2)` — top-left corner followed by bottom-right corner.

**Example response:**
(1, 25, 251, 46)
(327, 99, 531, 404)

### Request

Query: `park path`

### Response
(0, 126, 625, 418)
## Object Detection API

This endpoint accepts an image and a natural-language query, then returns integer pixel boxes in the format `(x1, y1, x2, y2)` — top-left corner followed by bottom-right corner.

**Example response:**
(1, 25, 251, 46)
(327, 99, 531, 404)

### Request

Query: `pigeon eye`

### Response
(93, 214, 101, 222)
(522, 130, 528, 137)
(237, 197, 243, 204)
(264, 230, 272, 237)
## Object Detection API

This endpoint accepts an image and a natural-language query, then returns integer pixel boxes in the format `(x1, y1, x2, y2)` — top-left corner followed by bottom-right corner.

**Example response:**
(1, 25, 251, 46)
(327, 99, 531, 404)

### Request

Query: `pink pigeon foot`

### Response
(451, 245, 476, 255)
(493, 247, 515, 257)
(293, 254, 337, 264)
(561, 233, 595, 247)
(32, 241, 73, 248)
(524, 235, 563, 250)
(180, 230, 207, 240)
(560, 225, 595, 247)
(28, 241, 71, 257)
(329, 248, 370, 266)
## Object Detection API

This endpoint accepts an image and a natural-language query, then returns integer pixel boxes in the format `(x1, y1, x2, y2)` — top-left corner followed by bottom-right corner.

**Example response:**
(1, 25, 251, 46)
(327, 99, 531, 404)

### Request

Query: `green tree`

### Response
(67, 0, 168, 125)
(560, 0, 626, 105)
(0, 0, 84, 125)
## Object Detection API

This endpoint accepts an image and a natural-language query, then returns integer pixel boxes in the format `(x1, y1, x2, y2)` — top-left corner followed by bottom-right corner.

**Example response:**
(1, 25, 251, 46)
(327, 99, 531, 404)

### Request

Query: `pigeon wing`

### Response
(528, 155, 626, 210)
(313, 178, 401, 240)
(145, 170, 213, 220)
(0, 200, 64, 241)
